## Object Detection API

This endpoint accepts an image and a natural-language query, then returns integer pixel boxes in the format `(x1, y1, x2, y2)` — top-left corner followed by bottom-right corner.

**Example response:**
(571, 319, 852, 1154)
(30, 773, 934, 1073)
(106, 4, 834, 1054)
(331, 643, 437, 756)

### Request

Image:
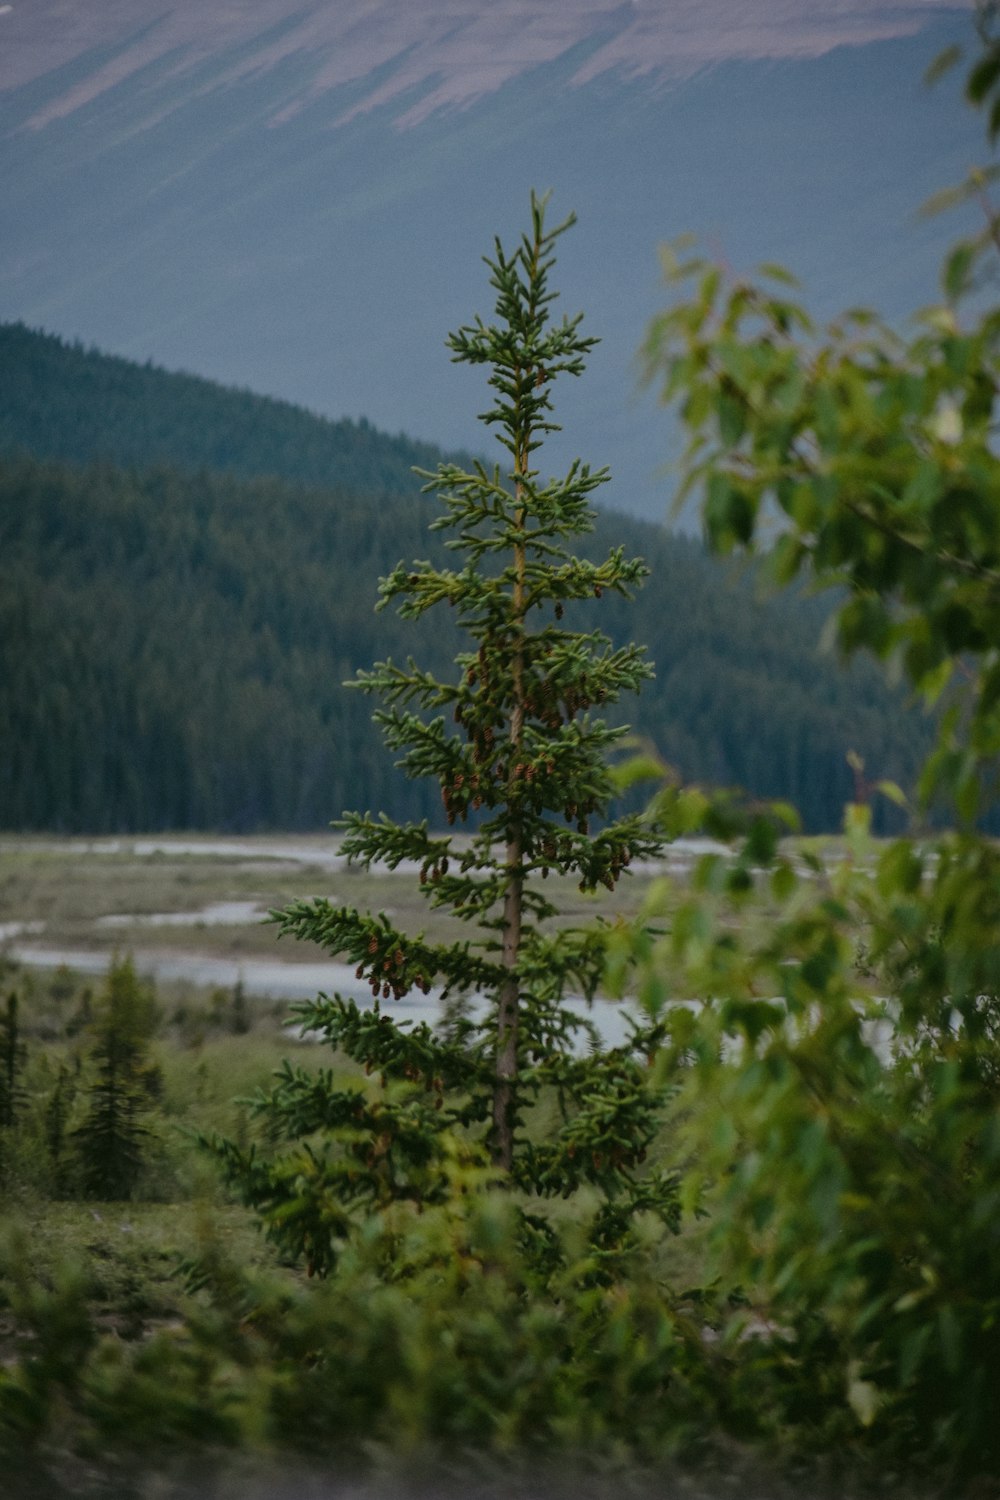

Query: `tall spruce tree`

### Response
(215, 196, 674, 1275)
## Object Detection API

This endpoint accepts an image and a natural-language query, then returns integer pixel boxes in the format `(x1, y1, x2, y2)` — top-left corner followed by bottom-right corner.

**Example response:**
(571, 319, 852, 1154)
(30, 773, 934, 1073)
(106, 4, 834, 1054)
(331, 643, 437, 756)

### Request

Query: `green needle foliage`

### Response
(73, 955, 160, 1201)
(0, 992, 27, 1186)
(213, 193, 675, 1276)
(0, 993, 26, 1132)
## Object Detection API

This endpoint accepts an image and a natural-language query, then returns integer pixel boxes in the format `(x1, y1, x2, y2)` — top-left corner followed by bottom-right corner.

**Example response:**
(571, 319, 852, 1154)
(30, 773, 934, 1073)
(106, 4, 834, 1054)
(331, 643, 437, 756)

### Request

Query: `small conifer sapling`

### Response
(214, 195, 676, 1274)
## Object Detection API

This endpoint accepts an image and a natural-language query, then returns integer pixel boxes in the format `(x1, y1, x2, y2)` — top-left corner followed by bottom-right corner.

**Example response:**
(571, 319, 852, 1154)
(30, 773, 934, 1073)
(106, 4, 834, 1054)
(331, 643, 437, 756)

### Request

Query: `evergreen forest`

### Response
(0, 323, 930, 834)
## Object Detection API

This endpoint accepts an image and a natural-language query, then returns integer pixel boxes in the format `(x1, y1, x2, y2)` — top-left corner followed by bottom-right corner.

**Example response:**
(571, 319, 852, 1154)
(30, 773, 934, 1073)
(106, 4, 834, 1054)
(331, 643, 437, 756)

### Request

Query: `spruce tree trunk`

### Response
(493, 472, 528, 1170)
(494, 834, 522, 1169)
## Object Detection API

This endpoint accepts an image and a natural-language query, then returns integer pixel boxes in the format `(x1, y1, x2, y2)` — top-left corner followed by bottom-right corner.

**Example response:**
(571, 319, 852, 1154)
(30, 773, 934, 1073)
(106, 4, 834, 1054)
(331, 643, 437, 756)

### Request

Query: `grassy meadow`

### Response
(0, 830, 784, 1338)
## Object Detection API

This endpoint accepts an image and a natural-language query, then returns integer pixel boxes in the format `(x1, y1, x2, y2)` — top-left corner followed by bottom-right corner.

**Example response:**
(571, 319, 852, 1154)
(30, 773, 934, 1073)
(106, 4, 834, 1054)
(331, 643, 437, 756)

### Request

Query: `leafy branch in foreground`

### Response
(632, 18, 1000, 1484)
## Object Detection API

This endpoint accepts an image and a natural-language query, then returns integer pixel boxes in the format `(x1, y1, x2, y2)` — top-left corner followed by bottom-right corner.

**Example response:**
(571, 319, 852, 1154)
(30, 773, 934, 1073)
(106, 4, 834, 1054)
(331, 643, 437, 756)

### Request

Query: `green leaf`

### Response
(874, 779, 907, 810)
(924, 43, 962, 87)
(968, 50, 1000, 105)
(704, 473, 756, 550)
(937, 1302, 962, 1375)
(758, 262, 801, 287)
(611, 751, 668, 793)
(943, 239, 978, 301)
(745, 816, 778, 866)
(716, 390, 746, 446)
(847, 1366, 881, 1428)
(845, 801, 872, 840)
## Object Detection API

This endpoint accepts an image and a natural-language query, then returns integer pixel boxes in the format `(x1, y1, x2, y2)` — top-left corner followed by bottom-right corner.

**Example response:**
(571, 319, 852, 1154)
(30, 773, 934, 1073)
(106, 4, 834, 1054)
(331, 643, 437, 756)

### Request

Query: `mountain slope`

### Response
(0, 322, 472, 495)
(0, 9, 981, 521)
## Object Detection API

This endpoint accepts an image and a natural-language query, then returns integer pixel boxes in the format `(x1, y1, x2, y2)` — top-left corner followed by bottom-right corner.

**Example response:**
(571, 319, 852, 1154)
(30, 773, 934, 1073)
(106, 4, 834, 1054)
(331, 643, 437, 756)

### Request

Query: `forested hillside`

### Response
(0, 325, 932, 832)
(0, 322, 467, 495)
(0, 9, 975, 521)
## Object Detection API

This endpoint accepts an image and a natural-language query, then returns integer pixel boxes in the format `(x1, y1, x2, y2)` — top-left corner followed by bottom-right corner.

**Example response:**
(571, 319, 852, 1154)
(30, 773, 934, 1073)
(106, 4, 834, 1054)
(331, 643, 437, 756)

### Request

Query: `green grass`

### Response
(0, 1199, 276, 1345)
(0, 995, 342, 1354)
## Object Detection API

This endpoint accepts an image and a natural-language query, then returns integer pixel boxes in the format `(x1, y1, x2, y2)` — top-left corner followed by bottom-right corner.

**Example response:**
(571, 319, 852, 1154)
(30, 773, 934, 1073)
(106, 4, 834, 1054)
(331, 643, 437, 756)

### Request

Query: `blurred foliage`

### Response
(0, 1186, 737, 1499)
(630, 6, 1000, 1487)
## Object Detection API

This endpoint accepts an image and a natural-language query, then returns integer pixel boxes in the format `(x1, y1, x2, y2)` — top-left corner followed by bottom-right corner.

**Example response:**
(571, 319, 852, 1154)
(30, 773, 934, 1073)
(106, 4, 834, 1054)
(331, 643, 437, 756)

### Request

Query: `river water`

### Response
(4, 833, 725, 1046)
(10, 941, 638, 1048)
(7, 944, 643, 1057)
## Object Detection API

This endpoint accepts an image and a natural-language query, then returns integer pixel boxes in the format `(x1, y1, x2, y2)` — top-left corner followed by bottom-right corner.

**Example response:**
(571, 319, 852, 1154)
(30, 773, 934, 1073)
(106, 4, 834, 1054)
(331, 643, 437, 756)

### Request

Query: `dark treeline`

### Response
(0, 447, 931, 834)
(0, 321, 473, 496)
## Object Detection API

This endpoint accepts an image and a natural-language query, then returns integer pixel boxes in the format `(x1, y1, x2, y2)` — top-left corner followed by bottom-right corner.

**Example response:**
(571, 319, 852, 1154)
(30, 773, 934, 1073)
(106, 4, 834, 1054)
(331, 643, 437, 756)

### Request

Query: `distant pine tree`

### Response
(0, 991, 26, 1131)
(44, 1059, 80, 1197)
(73, 956, 159, 1200)
(0, 990, 28, 1185)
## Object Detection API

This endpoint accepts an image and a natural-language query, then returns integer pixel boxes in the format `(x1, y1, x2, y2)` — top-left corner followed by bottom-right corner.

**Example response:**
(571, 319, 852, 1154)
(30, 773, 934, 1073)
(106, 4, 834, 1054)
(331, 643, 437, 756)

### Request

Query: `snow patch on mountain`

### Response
(3, 0, 972, 132)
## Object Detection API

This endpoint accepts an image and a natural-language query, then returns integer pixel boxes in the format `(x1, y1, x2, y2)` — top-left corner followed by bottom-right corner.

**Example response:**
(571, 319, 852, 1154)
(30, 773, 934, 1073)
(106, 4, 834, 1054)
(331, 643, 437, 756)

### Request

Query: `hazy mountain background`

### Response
(0, 1, 982, 523)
